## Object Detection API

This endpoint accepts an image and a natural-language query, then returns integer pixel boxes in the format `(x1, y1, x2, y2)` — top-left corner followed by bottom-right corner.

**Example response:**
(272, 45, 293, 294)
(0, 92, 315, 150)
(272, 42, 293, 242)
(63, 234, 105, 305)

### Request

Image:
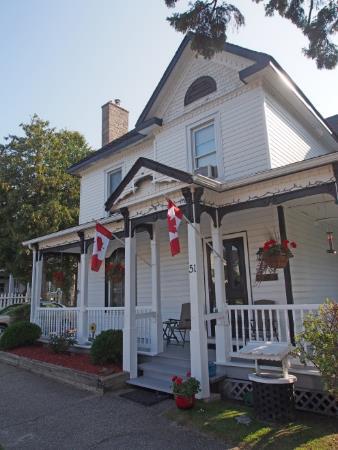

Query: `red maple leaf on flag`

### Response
(97, 236, 103, 251)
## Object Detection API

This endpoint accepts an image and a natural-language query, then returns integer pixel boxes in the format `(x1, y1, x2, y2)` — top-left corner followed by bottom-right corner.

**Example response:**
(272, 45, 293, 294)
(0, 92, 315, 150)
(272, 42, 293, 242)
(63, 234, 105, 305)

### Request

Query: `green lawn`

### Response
(167, 400, 338, 449)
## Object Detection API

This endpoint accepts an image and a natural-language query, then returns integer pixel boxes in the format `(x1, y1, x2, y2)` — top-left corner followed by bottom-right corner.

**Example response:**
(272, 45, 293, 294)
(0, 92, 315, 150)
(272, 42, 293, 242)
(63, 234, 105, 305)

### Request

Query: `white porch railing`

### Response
(36, 306, 154, 352)
(0, 293, 30, 309)
(136, 308, 156, 353)
(205, 303, 320, 355)
(87, 307, 125, 334)
(37, 308, 79, 339)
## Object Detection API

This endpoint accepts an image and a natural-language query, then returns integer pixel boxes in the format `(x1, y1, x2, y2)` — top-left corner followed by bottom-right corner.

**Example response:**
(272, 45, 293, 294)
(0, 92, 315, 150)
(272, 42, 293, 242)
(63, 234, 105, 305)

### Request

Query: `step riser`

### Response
(141, 370, 172, 383)
(151, 357, 190, 369)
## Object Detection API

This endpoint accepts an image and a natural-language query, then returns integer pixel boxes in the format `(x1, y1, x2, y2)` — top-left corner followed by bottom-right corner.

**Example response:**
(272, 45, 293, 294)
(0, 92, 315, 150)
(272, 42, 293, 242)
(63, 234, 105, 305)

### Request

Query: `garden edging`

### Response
(0, 351, 128, 393)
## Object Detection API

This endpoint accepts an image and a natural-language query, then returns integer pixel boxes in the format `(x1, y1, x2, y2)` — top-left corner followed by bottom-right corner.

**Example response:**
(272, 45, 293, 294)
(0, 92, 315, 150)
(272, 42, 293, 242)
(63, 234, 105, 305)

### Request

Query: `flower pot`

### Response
(263, 254, 289, 269)
(175, 395, 195, 409)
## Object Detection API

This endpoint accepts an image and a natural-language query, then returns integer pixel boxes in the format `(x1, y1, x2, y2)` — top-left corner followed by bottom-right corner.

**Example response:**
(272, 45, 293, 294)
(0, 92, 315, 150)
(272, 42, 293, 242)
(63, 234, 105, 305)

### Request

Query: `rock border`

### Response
(0, 351, 128, 394)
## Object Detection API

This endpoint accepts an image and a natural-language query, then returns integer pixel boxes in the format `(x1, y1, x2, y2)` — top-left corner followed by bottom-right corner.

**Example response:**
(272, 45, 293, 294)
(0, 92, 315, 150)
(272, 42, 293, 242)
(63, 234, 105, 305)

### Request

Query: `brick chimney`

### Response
(101, 99, 129, 147)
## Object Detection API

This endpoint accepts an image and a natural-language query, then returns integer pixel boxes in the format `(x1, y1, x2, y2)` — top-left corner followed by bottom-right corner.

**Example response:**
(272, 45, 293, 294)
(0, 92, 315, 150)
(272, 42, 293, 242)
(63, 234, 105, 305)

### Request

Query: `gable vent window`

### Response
(107, 168, 122, 197)
(192, 122, 217, 174)
(184, 76, 217, 106)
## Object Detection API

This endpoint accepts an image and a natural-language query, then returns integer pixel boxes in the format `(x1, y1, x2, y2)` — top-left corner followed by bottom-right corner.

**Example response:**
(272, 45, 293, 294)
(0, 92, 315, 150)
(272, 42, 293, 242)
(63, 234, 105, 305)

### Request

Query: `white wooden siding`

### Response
(220, 88, 269, 180)
(79, 143, 153, 224)
(286, 207, 338, 304)
(265, 94, 329, 168)
(161, 55, 248, 123)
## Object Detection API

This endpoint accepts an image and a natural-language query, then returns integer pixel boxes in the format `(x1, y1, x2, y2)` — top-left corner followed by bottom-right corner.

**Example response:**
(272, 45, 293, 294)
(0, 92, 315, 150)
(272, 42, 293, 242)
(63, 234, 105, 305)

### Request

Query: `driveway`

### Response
(0, 363, 226, 449)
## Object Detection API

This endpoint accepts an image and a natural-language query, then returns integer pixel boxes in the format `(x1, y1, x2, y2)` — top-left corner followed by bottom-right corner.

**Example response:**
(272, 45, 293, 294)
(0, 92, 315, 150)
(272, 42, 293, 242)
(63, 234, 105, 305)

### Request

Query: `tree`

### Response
(0, 115, 92, 283)
(165, 1, 338, 69)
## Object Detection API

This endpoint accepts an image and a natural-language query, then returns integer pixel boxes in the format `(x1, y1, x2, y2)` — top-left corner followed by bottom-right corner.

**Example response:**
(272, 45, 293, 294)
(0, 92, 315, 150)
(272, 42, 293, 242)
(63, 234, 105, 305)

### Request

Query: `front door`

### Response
(206, 236, 249, 337)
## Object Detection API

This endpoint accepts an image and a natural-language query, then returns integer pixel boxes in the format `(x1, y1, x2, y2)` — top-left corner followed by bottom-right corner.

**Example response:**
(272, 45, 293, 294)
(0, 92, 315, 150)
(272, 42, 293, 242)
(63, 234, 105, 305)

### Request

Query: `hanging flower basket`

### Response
(52, 271, 65, 288)
(262, 253, 290, 269)
(105, 262, 124, 283)
(256, 239, 297, 282)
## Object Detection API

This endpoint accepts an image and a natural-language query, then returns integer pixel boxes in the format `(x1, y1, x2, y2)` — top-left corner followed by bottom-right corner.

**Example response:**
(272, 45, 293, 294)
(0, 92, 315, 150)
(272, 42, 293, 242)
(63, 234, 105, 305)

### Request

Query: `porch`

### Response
(25, 157, 338, 401)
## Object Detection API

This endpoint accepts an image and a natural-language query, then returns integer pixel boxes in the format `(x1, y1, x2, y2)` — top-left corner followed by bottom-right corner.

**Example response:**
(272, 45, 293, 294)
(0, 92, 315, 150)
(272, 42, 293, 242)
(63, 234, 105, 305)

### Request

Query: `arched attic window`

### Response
(184, 76, 217, 106)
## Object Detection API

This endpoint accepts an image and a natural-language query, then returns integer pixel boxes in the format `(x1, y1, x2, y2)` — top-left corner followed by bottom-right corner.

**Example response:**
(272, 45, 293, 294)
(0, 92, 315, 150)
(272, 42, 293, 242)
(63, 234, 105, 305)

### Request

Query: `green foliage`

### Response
(7, 303, 30, 324)
(0, 115, 92, 282)
(165, 1, 338, 69)
(90, 329, 123, 365)
(171, 374, 201, 396)
(294, 300, 338, 396)
(48, 331, 76, 354)
(0, 321, 41, 350)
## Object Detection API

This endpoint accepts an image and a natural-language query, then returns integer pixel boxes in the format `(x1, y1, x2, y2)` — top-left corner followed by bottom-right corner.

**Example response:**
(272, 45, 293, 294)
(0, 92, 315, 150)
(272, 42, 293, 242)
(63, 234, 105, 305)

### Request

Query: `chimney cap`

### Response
(114, 98, 121, 105)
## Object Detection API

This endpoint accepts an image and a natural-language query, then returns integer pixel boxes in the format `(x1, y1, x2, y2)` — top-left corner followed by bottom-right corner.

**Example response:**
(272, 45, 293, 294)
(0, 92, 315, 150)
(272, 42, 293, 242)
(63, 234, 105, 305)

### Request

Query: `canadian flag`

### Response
(167, 199, 183, 256)
(91, 223, 112, 272)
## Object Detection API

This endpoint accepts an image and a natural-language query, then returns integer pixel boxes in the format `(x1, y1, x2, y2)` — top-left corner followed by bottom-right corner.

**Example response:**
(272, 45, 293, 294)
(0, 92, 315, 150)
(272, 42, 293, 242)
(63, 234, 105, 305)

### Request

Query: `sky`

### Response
(1, 0, 337, 150)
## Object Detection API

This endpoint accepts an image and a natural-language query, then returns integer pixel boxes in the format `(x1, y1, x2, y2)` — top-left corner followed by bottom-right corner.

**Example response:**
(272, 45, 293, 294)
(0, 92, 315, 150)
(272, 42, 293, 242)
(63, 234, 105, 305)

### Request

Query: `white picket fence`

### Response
(0, 293, 30, 309)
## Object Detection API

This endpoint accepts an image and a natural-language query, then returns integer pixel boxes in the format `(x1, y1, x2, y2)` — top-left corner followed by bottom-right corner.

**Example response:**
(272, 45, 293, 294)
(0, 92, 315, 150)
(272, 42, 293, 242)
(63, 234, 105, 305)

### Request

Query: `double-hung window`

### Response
(107, 168, 122, 197)
(192, 122, 217, 169)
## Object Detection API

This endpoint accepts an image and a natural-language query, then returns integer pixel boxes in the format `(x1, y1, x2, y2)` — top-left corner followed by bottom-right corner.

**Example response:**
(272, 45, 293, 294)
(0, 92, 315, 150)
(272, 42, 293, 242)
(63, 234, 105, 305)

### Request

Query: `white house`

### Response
(24, 35, 338, 410)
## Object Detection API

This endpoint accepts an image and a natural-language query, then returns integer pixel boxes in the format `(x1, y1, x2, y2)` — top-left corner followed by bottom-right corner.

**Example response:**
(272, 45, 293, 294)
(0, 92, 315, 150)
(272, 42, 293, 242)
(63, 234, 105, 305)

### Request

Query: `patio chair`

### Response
(249, 300, 279, 342)
(162, 303, 191, 346)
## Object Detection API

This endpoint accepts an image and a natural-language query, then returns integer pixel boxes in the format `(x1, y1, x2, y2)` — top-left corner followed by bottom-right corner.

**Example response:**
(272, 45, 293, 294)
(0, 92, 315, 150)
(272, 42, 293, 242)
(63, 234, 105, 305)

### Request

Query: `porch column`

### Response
(31, 251, 43, 324)
(151, 222, 163, 354)
(211, 222, 231, 362)
(123, 219, 137, 378)
(77, 234, 89, 344)
(188, 221, 210, 399)
(30, 246, 37, 323)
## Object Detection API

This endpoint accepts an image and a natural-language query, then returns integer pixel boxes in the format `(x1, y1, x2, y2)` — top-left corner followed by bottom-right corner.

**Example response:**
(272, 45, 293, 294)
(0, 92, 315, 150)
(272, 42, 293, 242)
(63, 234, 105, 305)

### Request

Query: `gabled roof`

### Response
(326, 115, 338, 135)
(68, 117, 162, 175)
(136, 34, 337, 142)
(70, 34, 337, 176)
(105, 157, 193, 211)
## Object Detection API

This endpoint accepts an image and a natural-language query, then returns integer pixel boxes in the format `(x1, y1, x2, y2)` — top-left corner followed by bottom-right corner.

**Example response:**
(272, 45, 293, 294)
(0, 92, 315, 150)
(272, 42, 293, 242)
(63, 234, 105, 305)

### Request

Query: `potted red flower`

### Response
(171, 372, 201, 409)
(259, 239, 297, 270)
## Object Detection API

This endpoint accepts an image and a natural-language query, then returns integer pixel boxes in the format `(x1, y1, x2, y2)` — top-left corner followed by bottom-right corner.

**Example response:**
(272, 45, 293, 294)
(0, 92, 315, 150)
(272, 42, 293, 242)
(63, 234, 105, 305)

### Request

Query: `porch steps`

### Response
(126, 352, 190, 394)
(126, 376, 172, 394)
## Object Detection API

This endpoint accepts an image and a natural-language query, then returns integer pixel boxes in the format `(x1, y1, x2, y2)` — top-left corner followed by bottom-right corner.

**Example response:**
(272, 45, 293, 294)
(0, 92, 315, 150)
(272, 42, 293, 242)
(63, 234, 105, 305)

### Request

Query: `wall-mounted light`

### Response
(327, 231, 336, 254)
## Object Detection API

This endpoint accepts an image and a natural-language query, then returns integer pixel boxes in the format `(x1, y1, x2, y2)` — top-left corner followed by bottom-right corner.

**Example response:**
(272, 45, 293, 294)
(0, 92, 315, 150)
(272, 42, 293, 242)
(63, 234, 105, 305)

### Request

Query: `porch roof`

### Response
(24, 151, 338, 248)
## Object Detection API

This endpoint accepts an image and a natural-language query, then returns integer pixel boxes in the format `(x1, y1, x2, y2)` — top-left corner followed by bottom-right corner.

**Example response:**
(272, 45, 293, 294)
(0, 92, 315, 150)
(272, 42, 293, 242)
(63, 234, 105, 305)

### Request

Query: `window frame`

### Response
(192, 121, 217, 170)
(186, 112, 223, 178)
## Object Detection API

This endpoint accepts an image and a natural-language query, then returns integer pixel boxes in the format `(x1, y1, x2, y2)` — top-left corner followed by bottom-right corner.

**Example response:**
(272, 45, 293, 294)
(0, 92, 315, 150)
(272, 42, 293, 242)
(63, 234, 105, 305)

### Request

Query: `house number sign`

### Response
(188, 264, 197, 273)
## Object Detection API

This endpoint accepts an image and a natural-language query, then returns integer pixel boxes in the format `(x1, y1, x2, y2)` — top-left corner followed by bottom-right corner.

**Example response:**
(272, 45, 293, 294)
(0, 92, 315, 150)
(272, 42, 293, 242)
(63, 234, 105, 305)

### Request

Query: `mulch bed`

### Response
(8, 343, 122, 376)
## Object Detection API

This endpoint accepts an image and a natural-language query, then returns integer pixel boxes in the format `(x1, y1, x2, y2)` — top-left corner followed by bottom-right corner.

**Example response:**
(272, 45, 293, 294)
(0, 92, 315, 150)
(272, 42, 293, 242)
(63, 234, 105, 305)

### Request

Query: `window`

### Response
(107, 168, 122, 197)
(192, 122, 217, 169)
(105, 248, 125, 307)
(184, 76, 217, 106)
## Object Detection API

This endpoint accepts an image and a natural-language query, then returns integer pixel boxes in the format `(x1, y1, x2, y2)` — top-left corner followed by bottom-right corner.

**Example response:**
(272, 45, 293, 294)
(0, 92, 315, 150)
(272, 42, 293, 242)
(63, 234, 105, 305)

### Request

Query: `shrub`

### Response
(48, 331, 76, 354)
(293, 299, 338, 396)
(0, 321, 41, 350)
(90, 329, 122, 365)
(8, 303, 30, 323)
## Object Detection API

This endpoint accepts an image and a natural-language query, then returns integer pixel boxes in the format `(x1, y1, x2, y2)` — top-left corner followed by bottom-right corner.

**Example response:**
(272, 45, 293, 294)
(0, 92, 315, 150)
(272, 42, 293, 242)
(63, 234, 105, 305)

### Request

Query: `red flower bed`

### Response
(8, 344, 122, 376)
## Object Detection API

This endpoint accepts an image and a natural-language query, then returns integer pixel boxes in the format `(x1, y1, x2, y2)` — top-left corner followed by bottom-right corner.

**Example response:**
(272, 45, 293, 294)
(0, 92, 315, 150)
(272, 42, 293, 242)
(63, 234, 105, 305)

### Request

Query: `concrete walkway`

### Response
(0, 363, 226, 449)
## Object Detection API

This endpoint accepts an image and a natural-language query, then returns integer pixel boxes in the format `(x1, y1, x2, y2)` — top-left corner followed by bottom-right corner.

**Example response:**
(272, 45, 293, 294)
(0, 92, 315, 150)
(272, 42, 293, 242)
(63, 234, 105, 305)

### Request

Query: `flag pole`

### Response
(165, 196, 227, 266)
(91, 218, 151, 267)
